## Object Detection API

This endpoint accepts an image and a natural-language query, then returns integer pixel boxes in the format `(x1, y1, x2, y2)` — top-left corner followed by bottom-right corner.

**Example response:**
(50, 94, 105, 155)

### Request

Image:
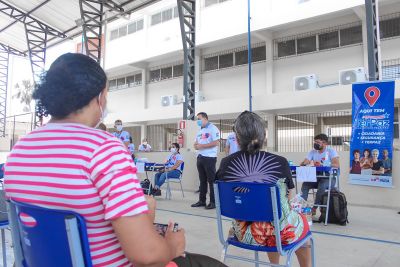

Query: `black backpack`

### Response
(140, 179, 153, 195)
(319, 189, 349, 225)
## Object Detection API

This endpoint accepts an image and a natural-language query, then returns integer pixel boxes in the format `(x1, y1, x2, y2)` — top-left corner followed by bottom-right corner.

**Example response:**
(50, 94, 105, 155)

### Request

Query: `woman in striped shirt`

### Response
(4, 53, 188, 267)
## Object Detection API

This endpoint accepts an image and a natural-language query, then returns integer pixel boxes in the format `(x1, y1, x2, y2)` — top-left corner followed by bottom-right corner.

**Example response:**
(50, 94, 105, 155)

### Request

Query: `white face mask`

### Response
(95, 92, 107, 128)
(143, 142, 148, 146)
(116, 125, 123, 131)
(170, 148, 176, 153)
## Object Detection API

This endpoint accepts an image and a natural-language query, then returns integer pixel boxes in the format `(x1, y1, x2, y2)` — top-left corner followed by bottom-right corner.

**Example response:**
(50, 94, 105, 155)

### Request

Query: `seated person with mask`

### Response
(152, 143, 184, 196)
(300, 134, 340, 213)
(139, 138, 152, 152)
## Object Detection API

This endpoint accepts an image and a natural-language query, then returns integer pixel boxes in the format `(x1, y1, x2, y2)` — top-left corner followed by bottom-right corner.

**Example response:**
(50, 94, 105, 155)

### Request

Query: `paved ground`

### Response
(1, 189, 400, 267)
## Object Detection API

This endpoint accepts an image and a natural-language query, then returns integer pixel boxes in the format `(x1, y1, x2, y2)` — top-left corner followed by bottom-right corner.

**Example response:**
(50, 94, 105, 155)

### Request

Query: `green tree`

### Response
(13, 80, 34, 112)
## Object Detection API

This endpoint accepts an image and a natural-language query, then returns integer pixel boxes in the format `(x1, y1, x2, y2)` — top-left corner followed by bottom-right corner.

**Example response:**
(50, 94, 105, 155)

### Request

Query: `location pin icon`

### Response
(364, 86, 381, 107)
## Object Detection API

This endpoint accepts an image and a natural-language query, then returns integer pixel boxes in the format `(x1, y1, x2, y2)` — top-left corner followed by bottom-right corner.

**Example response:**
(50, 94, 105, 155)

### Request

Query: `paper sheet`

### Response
(295, 166, 317, 182)
(136, 162, 145, 173)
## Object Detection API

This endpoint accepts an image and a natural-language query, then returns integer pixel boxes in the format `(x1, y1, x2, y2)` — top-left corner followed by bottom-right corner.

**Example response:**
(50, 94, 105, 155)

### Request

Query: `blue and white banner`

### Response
(349, 81, 395, 188)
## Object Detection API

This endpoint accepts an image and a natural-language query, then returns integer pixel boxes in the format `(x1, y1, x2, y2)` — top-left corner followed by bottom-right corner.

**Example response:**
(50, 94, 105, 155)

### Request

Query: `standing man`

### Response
(225, 130, 239, 156)
(191, 112, 220, 210)
(112, 119, 131, 148)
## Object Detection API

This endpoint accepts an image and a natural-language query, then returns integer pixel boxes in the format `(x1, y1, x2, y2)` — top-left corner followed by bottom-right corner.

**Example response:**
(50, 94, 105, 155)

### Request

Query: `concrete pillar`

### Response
(195, 49, 201, 92)
(140, 124, 147, 142)
(142, 68, 148, 109)
(266, 114, 276, 152)
(353, 7, 369, 76)
(265, 34, 274, 94)
(314, 116, 324, 136)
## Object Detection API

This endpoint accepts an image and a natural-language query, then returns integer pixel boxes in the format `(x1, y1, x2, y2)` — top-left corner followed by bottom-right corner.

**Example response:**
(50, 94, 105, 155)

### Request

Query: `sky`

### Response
(7, 40, 76, 117)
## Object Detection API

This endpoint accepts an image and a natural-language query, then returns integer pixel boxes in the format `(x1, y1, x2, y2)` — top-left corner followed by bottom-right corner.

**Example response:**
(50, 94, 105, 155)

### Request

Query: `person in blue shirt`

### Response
(112, 119, 130, 148)
(152, 143, 184, 196)
(191, 112, 220, 210)
(224, 131, 239, 156)
(300, 133, 340, 213)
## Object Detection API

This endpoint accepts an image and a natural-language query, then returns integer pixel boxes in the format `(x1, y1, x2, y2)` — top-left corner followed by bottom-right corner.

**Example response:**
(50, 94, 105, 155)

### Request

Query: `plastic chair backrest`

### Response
(9, 200, 93, 267)
(215, 181, 282, 222)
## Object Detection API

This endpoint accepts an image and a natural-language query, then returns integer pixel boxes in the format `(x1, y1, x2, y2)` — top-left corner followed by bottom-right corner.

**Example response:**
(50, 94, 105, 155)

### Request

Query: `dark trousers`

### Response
(173, 252, 227, 267)
(197, 155, 217, 204)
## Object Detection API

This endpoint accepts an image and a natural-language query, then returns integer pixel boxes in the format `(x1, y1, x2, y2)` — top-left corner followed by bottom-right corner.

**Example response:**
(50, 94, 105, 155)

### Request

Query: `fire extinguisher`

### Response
(177, 130, 184, 148)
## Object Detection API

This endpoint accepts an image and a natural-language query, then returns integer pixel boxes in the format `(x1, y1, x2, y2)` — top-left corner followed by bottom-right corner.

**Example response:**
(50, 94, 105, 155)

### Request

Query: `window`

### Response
(117, 78, 126, 88)
(128, 22, 136, 34)
(173, 64, 183, 77)
(319, 31, 339, 50)
(126, 75, 135, 85)
(135, 73, 142, 84)
(151, 12, 162, 25)
(109, 79, 117, 89)
(340, 25, 362, 46)
(110, 29, 118, 40)
(235, 50, 248, 65)
(277, 40, 296, 57)
(150, 69, 161, 82)
(118, 26, 127, 37)
(162, 9, 173, 22)
(205, 0, 218, 6)
(174, 6, 179, 18)
(137, 19, 144, 31)
(252, 46, 266, 62)
(219, 53, 233, 69)
(380, 17, 400, 39)
(297, 35, 316, 54)
(161, 67, 173, 80)
(204, 56, 218, 71)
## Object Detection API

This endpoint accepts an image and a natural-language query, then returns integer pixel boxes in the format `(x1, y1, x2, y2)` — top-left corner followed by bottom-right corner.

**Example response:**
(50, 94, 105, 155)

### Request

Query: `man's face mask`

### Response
(197, 119, 202, 127)
(116, 125, 123, 131)
(313, 142, 323, 151)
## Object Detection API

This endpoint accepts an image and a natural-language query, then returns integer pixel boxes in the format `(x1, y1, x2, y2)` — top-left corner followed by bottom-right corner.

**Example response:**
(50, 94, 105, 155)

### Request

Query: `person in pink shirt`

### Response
(4, 53, 225, 267)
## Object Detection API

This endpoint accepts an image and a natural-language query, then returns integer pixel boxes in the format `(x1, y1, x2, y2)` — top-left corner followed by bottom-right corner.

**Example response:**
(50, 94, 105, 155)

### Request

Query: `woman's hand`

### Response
(144, 195, 156, 222)
(165, 222, 186, 258)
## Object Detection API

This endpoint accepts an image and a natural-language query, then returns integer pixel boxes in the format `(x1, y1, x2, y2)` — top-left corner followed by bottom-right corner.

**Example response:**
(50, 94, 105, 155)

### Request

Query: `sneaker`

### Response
(154, 189, 161, 196)
(191, 201, 206, 207)
(205, 203, 216, 210)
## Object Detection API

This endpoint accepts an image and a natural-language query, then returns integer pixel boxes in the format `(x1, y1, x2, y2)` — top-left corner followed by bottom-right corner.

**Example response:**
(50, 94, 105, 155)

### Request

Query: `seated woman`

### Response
(216, 111, 311, 267)
(4, 53, 225, 267)
(152, 143, 183, 196)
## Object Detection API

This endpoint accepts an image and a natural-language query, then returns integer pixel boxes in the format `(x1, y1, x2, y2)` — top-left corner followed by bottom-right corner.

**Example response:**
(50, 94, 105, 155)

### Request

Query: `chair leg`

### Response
(179, 180, 184, 198)
(1, 229, 6, 267)
(165, 179, 171, 200)
(285, 250, 295, 267)
(221, 244, 228, 263)
(254, 251, 259, 267)
(310, 236, 316, 267)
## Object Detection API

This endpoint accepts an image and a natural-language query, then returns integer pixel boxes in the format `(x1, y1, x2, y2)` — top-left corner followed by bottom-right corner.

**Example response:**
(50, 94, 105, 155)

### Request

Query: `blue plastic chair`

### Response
(8, 200, 93, 267)
(165, 162, 185, 199)
(0, 218, 8, 267)
(214, 181, 315, 267)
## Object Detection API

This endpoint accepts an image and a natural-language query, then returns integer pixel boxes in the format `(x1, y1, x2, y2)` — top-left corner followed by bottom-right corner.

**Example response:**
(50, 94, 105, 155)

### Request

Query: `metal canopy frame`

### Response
(79, 0, 124, 63)
(177, 0, 196, 120)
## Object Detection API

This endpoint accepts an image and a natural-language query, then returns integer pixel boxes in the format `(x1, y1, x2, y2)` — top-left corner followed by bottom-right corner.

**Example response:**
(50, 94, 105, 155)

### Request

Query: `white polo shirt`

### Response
(226, 132, 239, 155)
(306, 147, 338, 166)
(196, 123, 220, 157)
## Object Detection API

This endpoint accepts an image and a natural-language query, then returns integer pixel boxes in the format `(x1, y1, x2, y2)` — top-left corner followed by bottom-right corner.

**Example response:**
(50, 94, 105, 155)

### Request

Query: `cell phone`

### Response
(153, 223, 179, 237)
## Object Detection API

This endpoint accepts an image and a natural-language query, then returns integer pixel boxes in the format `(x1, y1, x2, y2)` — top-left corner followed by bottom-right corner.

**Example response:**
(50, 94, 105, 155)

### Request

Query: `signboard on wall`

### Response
(349, 81, 395, 188)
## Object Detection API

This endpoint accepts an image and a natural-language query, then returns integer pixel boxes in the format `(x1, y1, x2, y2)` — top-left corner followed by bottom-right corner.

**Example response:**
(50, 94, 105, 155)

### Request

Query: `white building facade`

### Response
(101, 0, 400, 152)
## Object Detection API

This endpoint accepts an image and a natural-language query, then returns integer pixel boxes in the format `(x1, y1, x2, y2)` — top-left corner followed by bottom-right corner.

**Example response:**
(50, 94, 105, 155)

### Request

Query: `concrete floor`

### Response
(1, 189, 400, 267)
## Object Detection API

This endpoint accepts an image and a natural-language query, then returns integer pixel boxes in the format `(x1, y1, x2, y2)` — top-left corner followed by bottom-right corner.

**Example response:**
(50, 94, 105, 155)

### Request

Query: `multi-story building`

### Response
(102, 0, 400, 152)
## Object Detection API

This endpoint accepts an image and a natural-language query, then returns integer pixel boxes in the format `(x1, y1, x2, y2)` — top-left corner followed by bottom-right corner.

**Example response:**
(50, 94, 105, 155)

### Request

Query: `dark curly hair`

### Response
(32, 53, 107, 119)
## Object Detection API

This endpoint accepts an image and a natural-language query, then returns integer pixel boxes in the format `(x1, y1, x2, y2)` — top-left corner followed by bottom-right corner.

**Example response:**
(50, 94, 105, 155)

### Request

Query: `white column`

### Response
(265, 34, 274, 94)
(140, 124, 147, 142)
(142, 68, 148, 109)
(266, 114, 276, 152)
(195, 49, 201, 92)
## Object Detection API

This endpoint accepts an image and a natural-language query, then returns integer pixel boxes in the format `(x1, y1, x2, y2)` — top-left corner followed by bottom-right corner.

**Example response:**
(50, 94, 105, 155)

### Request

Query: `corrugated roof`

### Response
(0, 0, 159, 54)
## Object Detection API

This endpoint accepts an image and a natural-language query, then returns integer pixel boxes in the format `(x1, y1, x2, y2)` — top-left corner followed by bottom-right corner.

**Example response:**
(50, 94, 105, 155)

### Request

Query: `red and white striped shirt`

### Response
(4, 123, 148, 267)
